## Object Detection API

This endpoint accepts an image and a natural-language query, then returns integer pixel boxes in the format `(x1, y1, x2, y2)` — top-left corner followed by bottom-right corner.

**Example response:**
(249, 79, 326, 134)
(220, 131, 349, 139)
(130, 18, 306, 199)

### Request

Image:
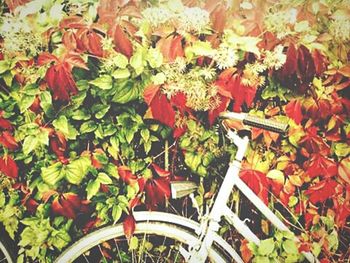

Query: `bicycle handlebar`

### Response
(219, 111, 289, 134)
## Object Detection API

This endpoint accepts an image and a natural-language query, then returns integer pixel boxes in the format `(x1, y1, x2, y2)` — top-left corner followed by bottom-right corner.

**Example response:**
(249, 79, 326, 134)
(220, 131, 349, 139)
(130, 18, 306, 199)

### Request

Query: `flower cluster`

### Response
(0, 14, 43, 57)
(264, 8, 297, 39)
(142, 6, 210, 35)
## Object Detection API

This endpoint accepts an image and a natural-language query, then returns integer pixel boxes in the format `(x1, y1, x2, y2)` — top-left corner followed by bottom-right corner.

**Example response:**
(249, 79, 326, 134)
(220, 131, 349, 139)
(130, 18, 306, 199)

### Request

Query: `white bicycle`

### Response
(1, 112, 318, 263)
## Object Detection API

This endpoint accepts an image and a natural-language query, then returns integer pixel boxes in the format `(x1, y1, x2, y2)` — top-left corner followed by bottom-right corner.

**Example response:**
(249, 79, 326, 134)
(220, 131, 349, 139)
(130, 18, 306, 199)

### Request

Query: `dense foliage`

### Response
(0, 0, 349, 262)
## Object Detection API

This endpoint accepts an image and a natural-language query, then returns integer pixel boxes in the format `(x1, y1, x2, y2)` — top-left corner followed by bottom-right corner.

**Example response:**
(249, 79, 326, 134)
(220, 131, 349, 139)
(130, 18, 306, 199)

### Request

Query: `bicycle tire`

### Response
(56, 211, 243, 263)
(0, 232, 15, 263)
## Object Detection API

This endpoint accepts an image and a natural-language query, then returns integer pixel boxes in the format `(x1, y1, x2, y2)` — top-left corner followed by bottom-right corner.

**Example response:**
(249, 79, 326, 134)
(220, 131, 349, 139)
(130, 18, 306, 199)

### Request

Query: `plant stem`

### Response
(164, 139, 169, 170)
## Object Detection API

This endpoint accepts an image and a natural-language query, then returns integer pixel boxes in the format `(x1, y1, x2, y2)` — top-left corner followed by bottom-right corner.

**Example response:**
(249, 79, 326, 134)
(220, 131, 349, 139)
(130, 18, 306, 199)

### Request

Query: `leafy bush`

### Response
(0, 0, 349, 262)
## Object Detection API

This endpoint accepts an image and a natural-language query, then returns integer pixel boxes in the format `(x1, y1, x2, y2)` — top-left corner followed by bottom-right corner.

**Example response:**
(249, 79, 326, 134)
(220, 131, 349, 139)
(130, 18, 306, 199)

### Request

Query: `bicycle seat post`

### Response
(188, 129, 249, 263)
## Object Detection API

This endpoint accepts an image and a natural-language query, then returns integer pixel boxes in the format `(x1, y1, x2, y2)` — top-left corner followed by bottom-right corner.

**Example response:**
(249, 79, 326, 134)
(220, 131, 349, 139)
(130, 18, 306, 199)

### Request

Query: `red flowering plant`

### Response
(0, 0, 349, 262)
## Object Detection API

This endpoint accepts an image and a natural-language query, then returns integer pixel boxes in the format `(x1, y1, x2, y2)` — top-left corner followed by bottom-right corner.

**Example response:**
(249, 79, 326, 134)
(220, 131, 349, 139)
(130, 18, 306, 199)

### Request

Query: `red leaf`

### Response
(118, 166, 137, 185)
(82, 217, 102, 234)
(0, 114, 13, 131)
(51, 193, 87, 219)
(210, 5, 226, 33)
(0, 131, 19, 150)
(305, 154, 338, 178)
(24, 198, 39, 214)
(37, 52, 58, 66)
(62, 31, 78, 51)
(170, 92, 190, 113)
(339, 157, 350, 184)
(312, 49, 327, 75)
(29, 96, 41, 113)
(305, 180, 338, 204)
(113, 25, 133, 58)
(123, 214, 136, 239)
(300, 126, 330, 156)
(173, 125, 187, 138)
(251, 128, 280, 148)
(240, 239, 253, 263)
(0, 155, 18, 179)
(45, 64, 78, 101)
(64, 53, 88, 70)
(240, 169, 269, 205)
(59, 16, 86, 29)
(208, 95, 230, 126)
(335, 202, 350, 227)
(150, 92, 176, 128)
(87, 31, 104, 57)
(158, 35, 184, 62)
(144, 177, 170, 210)
(151, 163, 170, 177)
(49, 131, 67, 160)
(143, 85, 160, 105)
(52, 196, 76, 219)
(282, 43, 298, 76)
(285, 99, 303, 124)
(4, 0, 30, 12)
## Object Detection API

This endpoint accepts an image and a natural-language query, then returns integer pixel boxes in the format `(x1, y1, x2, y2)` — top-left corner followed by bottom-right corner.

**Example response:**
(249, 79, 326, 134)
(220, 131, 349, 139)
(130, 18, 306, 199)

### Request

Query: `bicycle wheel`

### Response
(0, 234, 15, 263)
(56, 211, 242, 263)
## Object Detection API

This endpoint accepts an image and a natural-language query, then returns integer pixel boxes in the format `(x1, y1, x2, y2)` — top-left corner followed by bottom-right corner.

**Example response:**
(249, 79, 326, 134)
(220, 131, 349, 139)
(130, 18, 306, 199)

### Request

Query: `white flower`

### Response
(142, 7, 173, 28)
(176, 7, 210, 34)
(329, 18, 350, 42)
(263, 45, 287, 70)
(0, 14, 43, 57)
(212, 44, 238, 70)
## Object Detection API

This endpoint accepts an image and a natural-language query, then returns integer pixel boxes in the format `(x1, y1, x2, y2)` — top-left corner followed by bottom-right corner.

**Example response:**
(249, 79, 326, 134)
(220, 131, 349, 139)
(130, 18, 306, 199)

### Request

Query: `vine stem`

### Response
(164, 140, 169, 170)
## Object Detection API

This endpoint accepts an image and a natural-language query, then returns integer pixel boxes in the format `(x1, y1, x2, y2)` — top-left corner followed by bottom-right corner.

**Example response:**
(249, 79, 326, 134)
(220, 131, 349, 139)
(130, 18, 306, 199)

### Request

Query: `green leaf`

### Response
(312, 242, 321, 257)
(2, 71, 13, 86)
(40, 91, 53, 115)
(72, 109, 91, 120)
(22, 84, 39, 96)
(112, 68, 130, 79)
(94, 105, 110, 119)
(112, 80, 139, 104)
(129, 236, 138, 250)
(295, 20, 310, 32)
(89, 75, 113, 90)
(19, 95, 35, 113)
(151, 72, 166, 85)
(257, 238, 275, 256)
(282, 240, 298, 254)
(65, 156, 91, 185)
(114, 53, 129, 68)
(333, 142, 350, 157)
(76, 80, 90, 91)
(80, 120, 98, 134)
(0, 60, 11, 74)
(53, 115, 79, 140)
(327, 230, 339, 251)
(86, 180, 100, 200)
(130, 49, 144, 73)
(186, 41, 214, 58)
(41, 162, 65, 186)
(0, 192, 5, 207)
(125, 129, 135, 144)
(22, 135, 39, 155)
(112, 205, 122, 223)
(96, 172, 113, 184)
(146, 47, 163, 68)
(140, 129, 150, 142)
(288, 196, 298, 207)
(253, 256, 270, 263)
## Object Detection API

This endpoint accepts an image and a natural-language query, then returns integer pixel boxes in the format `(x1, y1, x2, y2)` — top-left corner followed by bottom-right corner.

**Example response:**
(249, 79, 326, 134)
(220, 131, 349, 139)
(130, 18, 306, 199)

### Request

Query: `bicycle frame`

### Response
(187, 129, 318, 263)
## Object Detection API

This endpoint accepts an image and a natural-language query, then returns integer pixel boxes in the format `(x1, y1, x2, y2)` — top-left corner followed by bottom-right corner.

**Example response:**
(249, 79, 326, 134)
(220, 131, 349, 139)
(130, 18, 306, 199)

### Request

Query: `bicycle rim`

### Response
(56, 214, 231, 263)
(0, 238, 14, 263)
